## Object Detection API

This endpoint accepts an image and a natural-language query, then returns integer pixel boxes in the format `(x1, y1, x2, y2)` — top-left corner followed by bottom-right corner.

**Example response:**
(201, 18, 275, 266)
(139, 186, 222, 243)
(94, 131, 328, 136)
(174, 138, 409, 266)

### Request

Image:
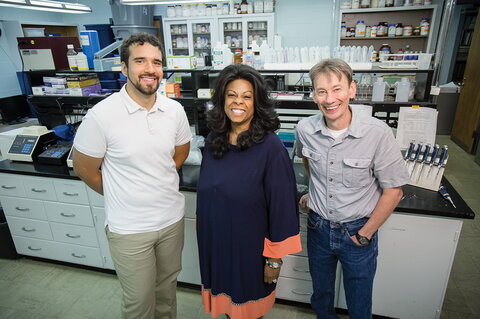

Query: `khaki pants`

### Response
(106, 218, 184, 319)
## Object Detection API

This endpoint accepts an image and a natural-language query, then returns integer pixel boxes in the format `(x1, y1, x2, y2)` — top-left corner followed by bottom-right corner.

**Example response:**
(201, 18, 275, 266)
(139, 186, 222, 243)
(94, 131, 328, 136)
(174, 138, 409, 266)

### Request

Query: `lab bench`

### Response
(0, 160, 474, 319)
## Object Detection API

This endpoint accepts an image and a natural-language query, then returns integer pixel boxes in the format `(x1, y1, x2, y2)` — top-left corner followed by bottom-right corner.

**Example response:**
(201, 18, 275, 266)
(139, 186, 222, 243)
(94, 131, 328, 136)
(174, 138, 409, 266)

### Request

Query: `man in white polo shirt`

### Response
(72, 33, 191, 319)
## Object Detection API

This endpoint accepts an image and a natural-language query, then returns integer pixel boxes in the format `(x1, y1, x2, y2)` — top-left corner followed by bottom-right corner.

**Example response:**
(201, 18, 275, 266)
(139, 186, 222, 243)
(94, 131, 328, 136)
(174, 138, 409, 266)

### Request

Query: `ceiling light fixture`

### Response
(120, 0, 225, 5)
(0, 0, 92, 13)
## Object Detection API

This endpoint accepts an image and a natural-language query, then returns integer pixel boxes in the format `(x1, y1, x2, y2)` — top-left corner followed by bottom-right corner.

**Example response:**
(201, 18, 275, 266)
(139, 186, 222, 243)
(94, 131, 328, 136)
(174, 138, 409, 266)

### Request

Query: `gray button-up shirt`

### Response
(295, 108, 409, 223)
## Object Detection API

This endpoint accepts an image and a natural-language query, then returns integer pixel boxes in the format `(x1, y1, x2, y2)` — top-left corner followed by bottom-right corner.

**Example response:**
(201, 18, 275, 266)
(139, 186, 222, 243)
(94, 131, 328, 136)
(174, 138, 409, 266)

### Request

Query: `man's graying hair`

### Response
(120, 32, 164, 65)
(309, 58, 353, 89)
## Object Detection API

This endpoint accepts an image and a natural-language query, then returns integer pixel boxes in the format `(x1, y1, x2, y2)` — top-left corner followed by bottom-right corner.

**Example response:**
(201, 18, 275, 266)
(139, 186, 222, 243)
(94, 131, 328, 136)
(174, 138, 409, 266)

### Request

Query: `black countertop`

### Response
(0, 160, 474, 220)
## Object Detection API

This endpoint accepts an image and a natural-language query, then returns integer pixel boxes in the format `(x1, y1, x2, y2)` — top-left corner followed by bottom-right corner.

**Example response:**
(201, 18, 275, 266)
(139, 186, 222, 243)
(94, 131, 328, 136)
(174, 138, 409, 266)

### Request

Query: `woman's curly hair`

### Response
(206, 64, 280, 158)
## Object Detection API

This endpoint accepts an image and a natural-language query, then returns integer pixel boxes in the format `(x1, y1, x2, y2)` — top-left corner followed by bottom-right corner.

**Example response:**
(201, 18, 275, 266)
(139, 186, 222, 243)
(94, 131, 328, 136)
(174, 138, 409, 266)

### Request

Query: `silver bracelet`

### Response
(265, 259, 282, 269)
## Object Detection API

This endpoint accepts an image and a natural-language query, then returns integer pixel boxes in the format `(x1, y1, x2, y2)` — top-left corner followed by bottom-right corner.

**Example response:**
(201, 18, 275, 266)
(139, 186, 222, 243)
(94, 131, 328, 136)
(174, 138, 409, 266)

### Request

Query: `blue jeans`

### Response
(307, 211, 378, 319)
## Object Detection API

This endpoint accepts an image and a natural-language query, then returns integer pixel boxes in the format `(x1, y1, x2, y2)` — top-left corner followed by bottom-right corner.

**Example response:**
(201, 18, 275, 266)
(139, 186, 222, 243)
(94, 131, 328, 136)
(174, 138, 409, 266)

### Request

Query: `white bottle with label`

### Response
(76, 49, 89, 71)
(212, 42, 225, 69)
(355, 20, 366, 37)
(372, 77, 386, 101)
(395, 77, 410, 102)
(66, 44, 78, 71)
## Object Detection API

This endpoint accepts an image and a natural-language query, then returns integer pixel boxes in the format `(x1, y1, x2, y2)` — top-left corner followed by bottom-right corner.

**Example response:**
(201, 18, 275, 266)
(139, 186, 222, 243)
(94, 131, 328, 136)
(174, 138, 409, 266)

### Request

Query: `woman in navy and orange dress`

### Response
(196, 64, 302, 319)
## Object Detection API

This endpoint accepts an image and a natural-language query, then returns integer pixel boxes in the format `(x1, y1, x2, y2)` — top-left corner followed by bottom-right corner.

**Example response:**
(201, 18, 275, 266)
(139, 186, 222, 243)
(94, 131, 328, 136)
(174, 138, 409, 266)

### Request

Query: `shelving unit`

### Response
(338, 5, 437, 53)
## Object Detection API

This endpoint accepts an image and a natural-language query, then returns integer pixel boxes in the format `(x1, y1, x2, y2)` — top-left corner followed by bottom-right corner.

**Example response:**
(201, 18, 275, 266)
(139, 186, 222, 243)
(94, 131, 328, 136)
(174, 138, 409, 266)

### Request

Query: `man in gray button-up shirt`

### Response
(295, 58, 409, 319)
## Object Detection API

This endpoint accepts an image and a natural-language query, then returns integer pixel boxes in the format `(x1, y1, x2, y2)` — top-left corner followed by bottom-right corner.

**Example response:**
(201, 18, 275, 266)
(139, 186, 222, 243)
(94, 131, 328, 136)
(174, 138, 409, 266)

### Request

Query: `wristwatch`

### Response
(265, 259, 282, 269)
(355, 233, 371, 246)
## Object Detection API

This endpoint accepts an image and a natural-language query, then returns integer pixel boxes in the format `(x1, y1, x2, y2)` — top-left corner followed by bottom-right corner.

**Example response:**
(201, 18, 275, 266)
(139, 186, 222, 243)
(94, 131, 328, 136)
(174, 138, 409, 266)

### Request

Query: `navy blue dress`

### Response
(196, 132, 301, 319)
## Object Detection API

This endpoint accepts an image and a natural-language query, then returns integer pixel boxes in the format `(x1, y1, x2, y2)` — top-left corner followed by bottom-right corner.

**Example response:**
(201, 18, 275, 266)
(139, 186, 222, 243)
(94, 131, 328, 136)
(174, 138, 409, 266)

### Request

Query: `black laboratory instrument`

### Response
(435, 145, 448, 177)
(427, 144, 440, 175)
(37, 142, 73, 165)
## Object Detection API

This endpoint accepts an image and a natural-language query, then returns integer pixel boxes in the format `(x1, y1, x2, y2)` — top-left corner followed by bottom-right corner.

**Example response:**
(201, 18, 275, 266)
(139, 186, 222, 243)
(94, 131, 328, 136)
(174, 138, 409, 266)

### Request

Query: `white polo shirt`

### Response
(74, 86, 192, 234)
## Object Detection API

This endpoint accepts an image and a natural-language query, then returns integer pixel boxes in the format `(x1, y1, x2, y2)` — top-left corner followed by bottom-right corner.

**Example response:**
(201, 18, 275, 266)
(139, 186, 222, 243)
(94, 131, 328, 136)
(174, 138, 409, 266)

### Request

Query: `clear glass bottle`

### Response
(66, 44, 78, 71)
(240, 0, 248, 14)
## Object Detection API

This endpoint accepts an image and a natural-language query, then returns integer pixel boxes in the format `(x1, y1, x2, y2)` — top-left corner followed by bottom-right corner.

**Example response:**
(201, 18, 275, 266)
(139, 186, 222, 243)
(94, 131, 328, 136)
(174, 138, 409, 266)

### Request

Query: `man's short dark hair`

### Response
(120, 32, 164, 65)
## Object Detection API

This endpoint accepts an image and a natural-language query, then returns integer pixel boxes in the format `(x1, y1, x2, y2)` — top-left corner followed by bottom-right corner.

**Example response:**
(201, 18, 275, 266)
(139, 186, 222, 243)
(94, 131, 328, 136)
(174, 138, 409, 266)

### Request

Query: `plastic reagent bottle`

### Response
(395, 77, 410, 102)
(372, 77, 386, 101)
(76, 49, 89, 71)
(67, 44, 78, 71)
(355, 20, 366, 37)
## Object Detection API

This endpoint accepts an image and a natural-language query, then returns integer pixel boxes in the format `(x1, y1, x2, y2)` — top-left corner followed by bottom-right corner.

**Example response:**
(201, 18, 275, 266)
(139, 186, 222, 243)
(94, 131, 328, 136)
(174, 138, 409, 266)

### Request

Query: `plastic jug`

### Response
(76, 49, 89, 71)
(372, 77, 386, 102)
(395, 77, 410, 102)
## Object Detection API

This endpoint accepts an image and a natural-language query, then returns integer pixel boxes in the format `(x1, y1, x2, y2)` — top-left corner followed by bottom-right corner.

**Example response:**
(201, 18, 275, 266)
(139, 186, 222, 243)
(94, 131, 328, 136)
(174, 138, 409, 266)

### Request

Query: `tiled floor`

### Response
(0, 135, 478, 319)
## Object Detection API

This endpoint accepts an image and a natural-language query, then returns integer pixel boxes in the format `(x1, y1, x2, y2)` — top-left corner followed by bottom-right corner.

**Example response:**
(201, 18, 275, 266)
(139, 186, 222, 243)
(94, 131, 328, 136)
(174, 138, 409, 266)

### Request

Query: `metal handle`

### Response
(293, 267, 310, 273)
(63, 192, 79, 197)
(71, 253, 86, 258)
(21, 227, 36, 232)
(31, 188, 47, 193)
(28, 246, 42, 251)
(291, 289, 312, 296)
(66, 233, 81, 239)
(15, 207, 30, 212)
(60, 212, 76, 218)
(1, 185, 16, 190)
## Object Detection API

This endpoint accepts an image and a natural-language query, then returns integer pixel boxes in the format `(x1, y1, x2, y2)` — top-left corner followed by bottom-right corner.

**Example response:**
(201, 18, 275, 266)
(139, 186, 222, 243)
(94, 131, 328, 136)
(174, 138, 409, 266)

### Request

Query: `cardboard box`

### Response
(166, 82, 180, 98)
(68, 84, 101, 96)
(166, 56, 196, 70)
(67, 78, 100, 88)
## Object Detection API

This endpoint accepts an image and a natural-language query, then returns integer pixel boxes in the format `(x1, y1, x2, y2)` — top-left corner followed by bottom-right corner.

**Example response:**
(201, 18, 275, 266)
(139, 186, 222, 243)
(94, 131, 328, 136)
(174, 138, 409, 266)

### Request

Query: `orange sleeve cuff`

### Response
(263, 234, 302, 258)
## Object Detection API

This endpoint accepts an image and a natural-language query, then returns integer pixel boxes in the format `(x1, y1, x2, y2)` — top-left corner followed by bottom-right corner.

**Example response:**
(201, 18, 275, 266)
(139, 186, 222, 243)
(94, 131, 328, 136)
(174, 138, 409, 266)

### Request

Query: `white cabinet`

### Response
(337, 212, 462, 319)
(218, 13, 274, 52)
(0, 173, 102, 268)
(164, 17, 217, 58)
(178, 191, 201, 285)
(163, 13, 274, 57)
(338, 6, 438, 53)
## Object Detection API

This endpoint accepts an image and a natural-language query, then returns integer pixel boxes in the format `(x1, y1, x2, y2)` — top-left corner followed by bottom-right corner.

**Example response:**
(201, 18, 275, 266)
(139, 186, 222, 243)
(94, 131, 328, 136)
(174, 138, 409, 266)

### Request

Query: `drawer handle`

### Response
(72, 253, 86, 259)
(60, 212, 76, 218)
(66, 233, 81, 239)
(15, 207, 30, 212)
(1, 185, 16, 190)
(291, 289, 312, 296)
(31, 188, 47, 193)
(28, 246, 42, 251)
(21, 227, 36, 232)
(293, 267, 310, 273)
(63, 191, 79, 197)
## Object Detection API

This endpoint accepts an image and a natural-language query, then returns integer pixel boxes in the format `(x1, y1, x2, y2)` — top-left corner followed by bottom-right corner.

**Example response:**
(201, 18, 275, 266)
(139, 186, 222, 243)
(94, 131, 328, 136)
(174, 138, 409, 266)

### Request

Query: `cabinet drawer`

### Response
(45, 202, 93, 226)
(293, 230, 308, 257)
(182, 191, 196, 219)
(6, 216, 53, 240)
(280, 255, 311, 281)
(50, 222, 98, 247)
(276, 277, 313, 304)
(56, 242, 103, 268)
(0, 196, 47, 220)
(53, 180, 89, 204)
(12, 236, 58, 259)
(87, 187, 104, 207)
(0, 174, 26, 197)
(23, 178, 57, 201)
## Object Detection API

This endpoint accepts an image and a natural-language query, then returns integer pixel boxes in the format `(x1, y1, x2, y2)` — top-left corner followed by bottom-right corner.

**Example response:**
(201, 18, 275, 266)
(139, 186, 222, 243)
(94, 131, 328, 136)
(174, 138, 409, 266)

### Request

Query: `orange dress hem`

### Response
(201, 286, 276, 319)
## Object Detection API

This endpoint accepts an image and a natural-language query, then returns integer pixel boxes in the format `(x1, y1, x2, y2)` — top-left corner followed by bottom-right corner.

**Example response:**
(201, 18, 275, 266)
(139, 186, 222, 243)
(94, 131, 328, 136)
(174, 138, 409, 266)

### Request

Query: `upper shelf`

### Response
(340, 5, 437, 14)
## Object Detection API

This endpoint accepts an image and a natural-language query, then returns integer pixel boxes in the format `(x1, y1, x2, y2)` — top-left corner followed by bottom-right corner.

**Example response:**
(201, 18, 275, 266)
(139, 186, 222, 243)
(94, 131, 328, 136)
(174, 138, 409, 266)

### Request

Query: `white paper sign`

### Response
(395, 106, 438, 150)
